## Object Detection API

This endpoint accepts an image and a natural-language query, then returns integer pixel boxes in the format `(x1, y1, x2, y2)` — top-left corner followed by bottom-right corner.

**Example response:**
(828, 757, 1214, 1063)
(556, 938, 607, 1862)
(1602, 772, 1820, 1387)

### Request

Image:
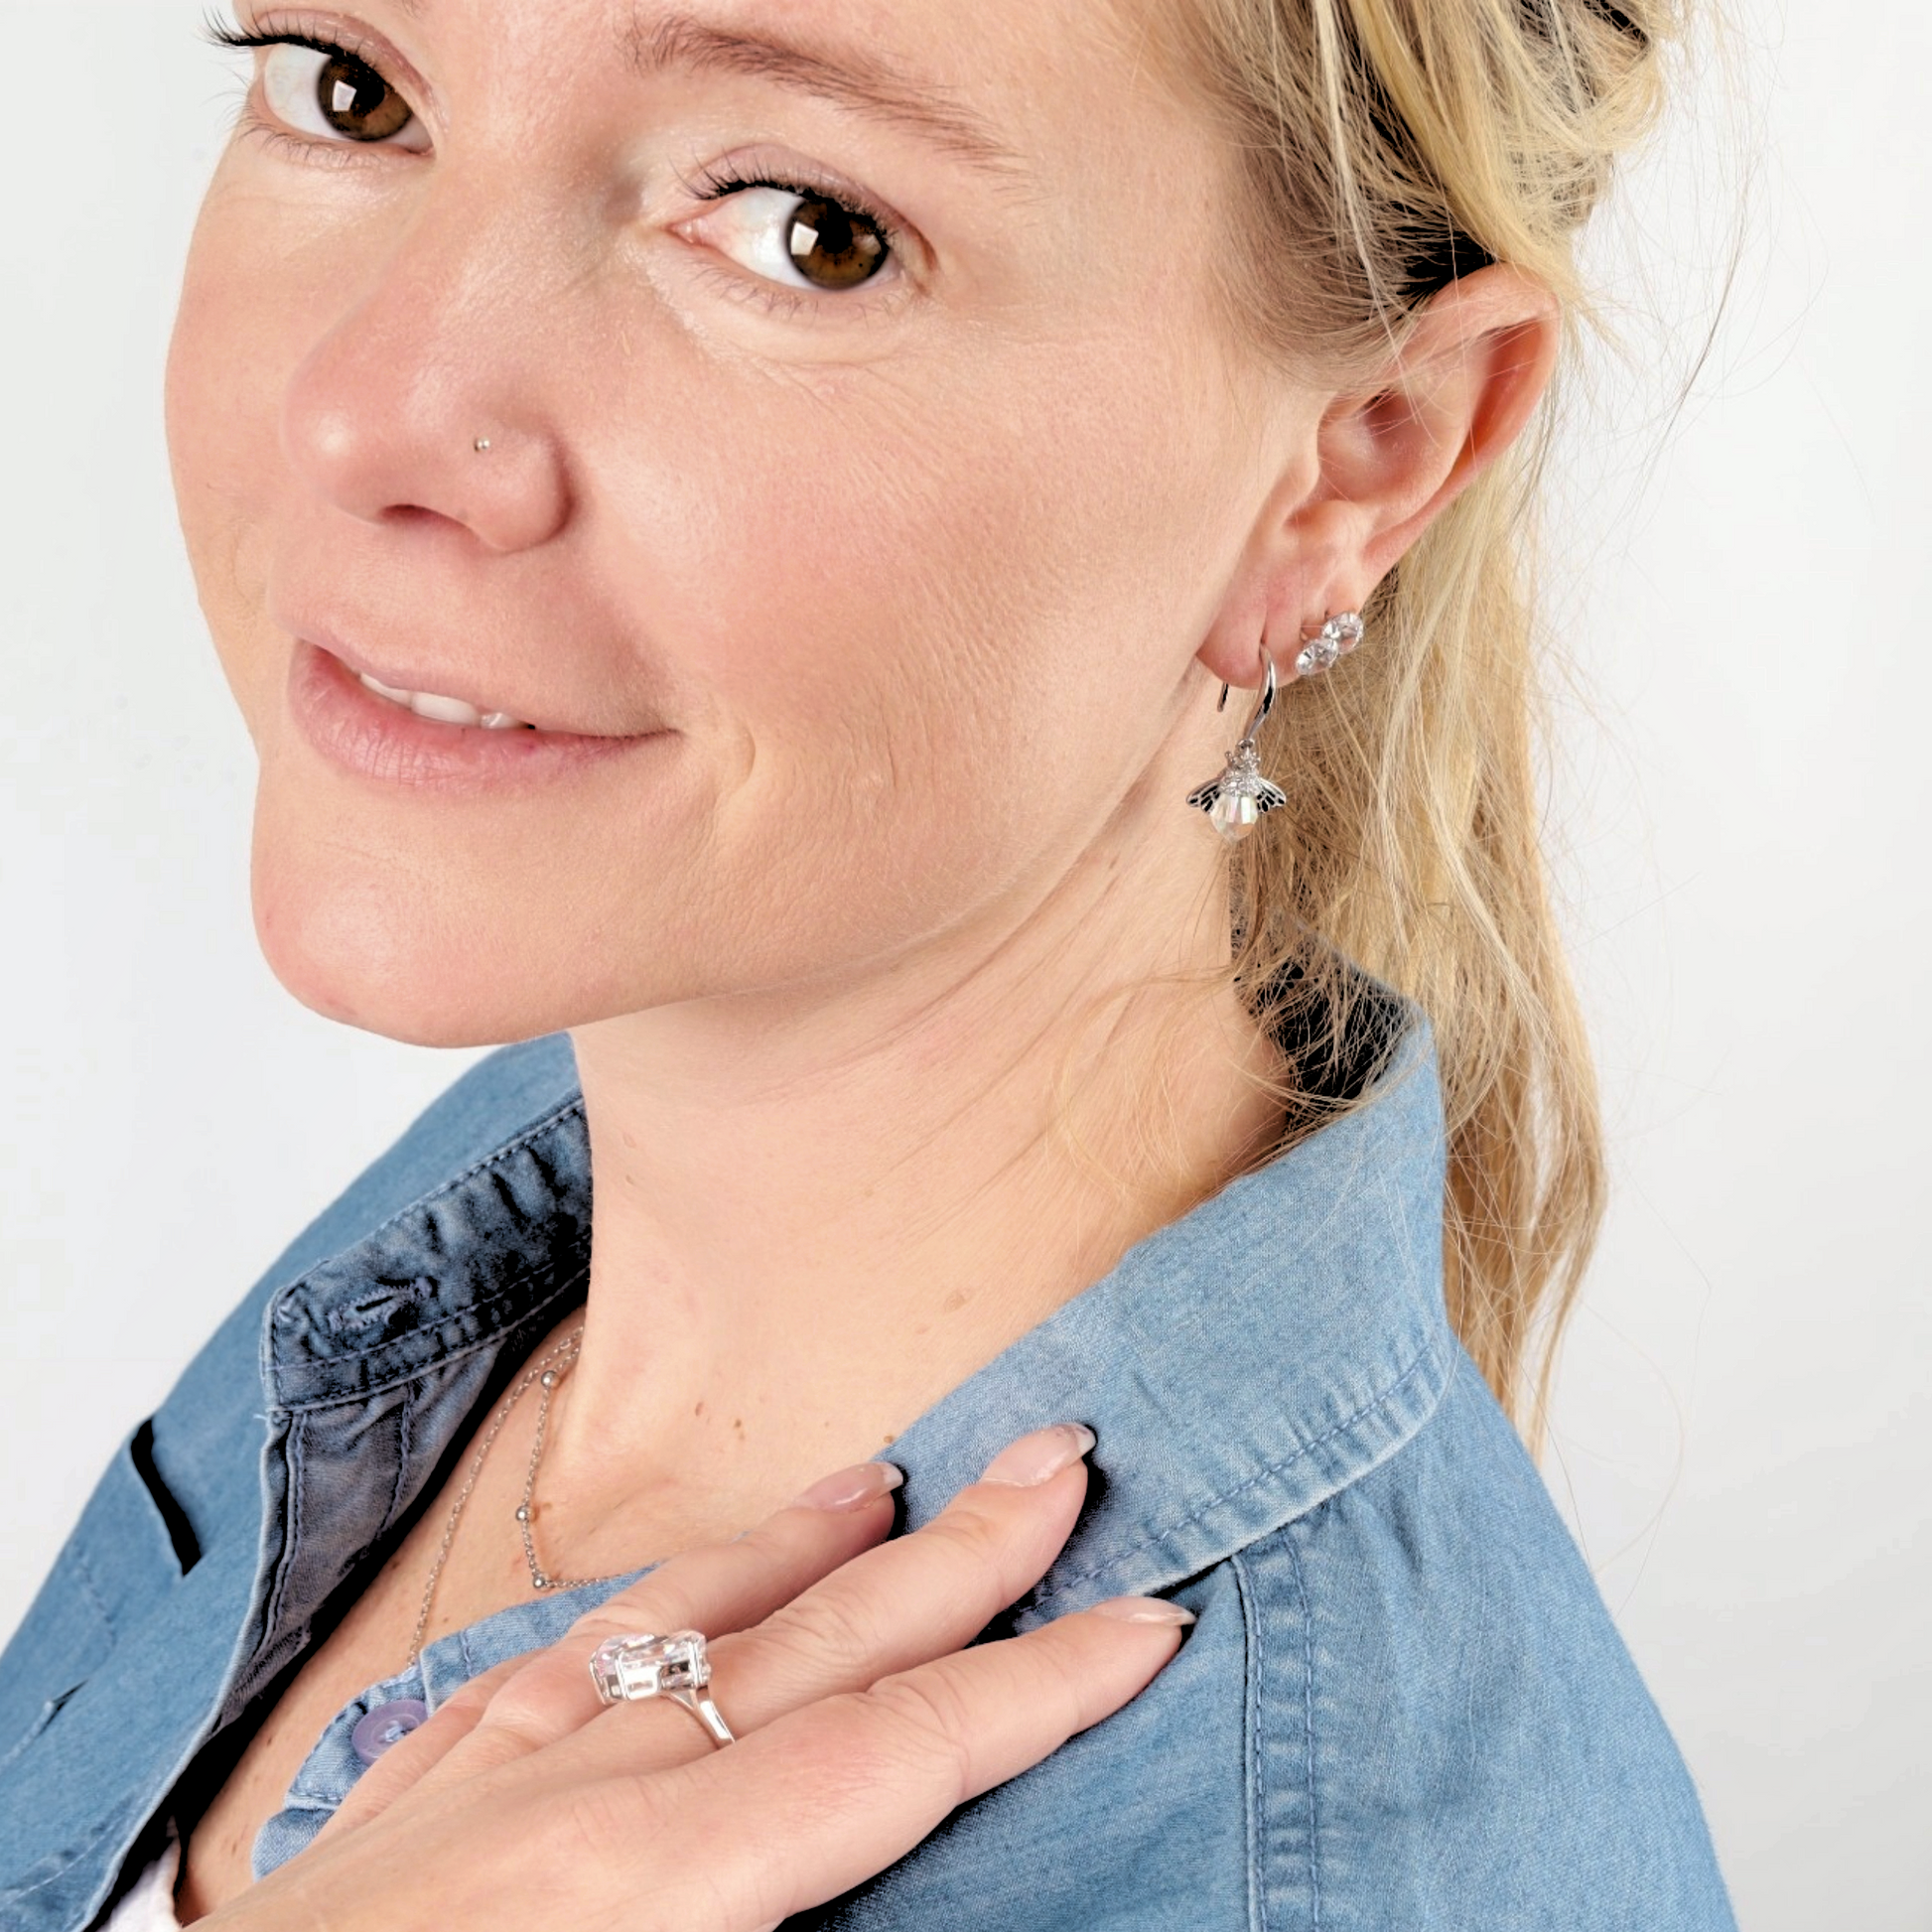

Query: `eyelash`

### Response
(203, 16, 389, 79)
(202, 17, 907, 314)
(681, 162, 904, 265)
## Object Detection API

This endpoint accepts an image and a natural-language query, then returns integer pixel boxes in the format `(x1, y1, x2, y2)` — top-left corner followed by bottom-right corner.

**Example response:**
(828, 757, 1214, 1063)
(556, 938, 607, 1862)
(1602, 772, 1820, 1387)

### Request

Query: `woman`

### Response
(0, 0, 1737, 1926)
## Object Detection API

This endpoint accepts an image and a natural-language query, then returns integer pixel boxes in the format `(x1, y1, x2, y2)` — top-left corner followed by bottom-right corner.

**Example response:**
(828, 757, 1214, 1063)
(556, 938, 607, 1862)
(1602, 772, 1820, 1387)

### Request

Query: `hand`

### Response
(198, 1424, 1192, 1932)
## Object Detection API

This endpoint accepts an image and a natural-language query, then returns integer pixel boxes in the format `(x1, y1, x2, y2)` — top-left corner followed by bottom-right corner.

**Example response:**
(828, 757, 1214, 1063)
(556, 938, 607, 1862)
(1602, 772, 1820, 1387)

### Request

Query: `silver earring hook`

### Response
(1215, 645, 1277, 747)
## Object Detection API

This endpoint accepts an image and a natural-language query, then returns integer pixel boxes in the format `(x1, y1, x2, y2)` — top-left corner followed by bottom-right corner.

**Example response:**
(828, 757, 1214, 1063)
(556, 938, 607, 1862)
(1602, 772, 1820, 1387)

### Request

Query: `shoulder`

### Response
(1227, 1351, 1737, 1931)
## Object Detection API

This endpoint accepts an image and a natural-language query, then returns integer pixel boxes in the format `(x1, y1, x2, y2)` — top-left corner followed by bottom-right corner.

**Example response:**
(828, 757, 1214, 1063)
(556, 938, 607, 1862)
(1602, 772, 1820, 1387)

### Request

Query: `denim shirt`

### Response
(0, 1004, 1736, 1931)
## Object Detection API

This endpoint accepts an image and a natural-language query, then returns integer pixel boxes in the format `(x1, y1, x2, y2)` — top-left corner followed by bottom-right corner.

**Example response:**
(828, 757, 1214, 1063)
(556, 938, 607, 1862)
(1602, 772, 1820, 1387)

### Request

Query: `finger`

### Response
(601, 1596, 1196, 1930)
(368, 1456, 904, 1814)
(572, 1422, 1096, 1778)
(319, 1654, 530, 1840)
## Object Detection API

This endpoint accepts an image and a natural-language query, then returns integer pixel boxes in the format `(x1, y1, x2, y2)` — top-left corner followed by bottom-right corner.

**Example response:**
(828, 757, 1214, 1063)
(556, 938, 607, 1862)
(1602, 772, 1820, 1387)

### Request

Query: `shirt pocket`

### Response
(0, 1420, 202, 1766)
(74, 1419, 204, 1623)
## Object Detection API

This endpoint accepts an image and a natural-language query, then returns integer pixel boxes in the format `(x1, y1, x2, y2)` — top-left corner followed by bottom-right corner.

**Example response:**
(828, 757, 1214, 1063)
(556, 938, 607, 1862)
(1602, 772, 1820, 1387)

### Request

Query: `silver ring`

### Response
(588, 1629, 736, 1746)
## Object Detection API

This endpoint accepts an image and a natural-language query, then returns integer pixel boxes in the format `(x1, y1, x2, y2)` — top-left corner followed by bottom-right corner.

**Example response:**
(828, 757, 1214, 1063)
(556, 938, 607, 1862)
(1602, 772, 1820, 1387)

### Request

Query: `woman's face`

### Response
(169, 0, 1305, 1044)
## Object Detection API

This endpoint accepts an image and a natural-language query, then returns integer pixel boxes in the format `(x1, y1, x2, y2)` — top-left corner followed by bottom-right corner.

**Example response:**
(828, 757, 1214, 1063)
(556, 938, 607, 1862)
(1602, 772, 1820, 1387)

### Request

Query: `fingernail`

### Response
(790, 1461, 905, 1511)
(1091, 1595, 1196, 1626)
(981, 1423, 1097, 1487)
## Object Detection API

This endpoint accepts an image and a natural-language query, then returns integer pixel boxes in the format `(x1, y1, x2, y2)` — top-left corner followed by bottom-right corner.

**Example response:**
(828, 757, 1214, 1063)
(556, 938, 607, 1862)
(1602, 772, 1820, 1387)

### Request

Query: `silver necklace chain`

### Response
(407, 1322, 628, 1665)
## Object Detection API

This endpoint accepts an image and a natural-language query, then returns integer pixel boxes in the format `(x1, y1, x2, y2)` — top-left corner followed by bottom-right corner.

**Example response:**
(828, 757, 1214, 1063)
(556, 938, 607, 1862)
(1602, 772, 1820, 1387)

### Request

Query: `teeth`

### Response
(410, 689, 483, 726)
(357, 671, 533, 731)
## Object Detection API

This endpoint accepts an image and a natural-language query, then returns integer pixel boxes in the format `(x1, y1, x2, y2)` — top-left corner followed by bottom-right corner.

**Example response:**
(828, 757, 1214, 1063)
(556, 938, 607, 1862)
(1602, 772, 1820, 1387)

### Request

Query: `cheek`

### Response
(602, 331, 1235, 953)
(164, 190, 299, 734)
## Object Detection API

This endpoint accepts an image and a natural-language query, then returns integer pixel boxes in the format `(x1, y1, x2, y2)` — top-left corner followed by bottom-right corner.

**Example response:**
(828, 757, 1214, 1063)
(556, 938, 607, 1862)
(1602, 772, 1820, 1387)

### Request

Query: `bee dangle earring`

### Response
(1186, 613, 1364, 843)
(1185, 643, 1288, 844)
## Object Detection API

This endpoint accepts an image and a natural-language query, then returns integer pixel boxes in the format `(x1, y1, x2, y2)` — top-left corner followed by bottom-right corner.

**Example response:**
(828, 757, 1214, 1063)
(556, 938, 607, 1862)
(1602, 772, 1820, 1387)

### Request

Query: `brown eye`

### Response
(785, 194, 890, 291)
(691, 180, 897, 299)
(259, 43, 431, 153)
(315, 51, 414, 143)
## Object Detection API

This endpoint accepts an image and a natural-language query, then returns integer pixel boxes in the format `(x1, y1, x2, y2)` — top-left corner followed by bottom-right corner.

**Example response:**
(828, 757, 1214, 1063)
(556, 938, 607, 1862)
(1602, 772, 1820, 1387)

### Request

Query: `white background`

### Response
(3, 4, 1926, 1926)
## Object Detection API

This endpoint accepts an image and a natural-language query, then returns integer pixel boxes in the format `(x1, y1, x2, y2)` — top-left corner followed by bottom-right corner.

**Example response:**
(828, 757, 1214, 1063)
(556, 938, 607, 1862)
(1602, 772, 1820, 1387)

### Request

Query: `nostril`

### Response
(280, 340, 572, 552)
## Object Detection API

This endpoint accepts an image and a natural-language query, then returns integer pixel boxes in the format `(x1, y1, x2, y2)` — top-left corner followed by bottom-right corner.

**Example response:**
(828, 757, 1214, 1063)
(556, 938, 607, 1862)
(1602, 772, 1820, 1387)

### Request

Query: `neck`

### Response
(539, 816, 1285, 1560)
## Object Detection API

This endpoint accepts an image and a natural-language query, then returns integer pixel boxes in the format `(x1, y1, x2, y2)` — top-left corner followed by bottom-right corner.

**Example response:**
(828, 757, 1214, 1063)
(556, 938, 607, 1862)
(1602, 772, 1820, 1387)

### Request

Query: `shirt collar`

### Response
(258, 985, 1456, 1622)
(892, 1011, 1455, 1620)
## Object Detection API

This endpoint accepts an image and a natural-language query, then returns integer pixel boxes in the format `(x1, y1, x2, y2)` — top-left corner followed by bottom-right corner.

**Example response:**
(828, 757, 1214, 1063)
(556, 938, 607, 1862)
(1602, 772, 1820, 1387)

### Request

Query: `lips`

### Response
(294, 619, 595, 737)
(287, 637, 669, 793)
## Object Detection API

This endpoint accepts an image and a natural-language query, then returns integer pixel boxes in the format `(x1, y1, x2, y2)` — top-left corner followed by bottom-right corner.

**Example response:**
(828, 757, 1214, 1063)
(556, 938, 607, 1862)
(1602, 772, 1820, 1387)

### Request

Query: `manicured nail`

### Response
(1091, 1595, 1195, 1626)
(790, 1461, 905, 1511)
(981, 1424, 1097, 1487)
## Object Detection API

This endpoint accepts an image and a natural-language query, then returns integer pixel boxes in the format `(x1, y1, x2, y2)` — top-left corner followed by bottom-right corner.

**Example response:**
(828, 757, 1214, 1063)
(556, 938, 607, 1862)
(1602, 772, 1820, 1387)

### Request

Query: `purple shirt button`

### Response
(350, 1698, 430, 1766)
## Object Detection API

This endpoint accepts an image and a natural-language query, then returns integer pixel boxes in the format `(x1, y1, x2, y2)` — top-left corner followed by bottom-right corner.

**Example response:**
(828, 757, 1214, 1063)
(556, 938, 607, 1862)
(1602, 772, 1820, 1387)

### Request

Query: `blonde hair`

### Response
(1170, 0, 1682, 1434)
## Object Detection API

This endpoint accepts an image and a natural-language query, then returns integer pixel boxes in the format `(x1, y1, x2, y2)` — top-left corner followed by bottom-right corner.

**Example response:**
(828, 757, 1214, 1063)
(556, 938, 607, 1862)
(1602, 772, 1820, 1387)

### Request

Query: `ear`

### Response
(1198, 265, 1560, 690)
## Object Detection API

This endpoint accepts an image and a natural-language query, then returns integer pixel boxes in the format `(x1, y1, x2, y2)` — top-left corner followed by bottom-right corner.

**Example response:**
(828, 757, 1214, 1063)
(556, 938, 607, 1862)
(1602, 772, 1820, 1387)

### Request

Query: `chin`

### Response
(254, 876, 514, 1048)
(242, 729, 688, 1042)
(249, 833, 609, 1049)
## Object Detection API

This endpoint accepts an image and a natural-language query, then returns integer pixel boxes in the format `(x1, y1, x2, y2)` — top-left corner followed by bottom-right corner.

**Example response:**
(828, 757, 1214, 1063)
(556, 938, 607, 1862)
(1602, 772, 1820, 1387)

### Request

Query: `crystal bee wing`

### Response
(1186, 772, 1286, 814)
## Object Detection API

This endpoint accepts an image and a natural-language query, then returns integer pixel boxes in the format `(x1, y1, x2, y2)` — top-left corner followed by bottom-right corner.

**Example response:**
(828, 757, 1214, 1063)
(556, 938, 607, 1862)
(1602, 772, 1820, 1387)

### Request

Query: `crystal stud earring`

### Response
(1294, 611, 1364, 678)
(1185, 646, 1288, 844)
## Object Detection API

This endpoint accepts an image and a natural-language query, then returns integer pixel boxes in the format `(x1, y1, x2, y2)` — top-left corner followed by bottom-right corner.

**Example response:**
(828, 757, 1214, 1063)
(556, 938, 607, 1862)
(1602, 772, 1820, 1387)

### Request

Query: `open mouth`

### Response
(350, 668, 537, 733)
(288, 638, 667, 792)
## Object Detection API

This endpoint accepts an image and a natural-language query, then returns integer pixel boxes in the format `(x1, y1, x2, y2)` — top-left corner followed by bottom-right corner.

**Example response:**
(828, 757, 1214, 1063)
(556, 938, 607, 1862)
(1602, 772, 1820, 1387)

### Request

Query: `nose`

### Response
(278, 198, 574, 556)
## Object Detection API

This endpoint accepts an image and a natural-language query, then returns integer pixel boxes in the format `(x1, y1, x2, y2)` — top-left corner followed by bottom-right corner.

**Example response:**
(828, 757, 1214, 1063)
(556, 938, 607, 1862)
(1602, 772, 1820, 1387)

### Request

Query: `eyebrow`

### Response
(620, 9, 1032, 182)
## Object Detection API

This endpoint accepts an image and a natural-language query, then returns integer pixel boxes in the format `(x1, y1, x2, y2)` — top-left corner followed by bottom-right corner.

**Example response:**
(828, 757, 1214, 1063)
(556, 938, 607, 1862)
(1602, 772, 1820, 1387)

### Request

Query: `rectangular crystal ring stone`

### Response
(592, 1631, 712, 1704)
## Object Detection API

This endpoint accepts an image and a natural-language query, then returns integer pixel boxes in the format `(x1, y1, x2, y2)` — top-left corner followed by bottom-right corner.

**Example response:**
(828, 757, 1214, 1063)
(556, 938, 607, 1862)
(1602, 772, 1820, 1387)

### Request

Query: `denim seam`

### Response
(0, 1839, 94, 1906)
(381, 1379, 416, 1538)
(1031, 1334, 1449, 1607)
(1283, 1523, 1321, 1929)
(327, 1095, 587, 1260)
(0, 1722, 39, 1789)
(67, 1541, 116, 1644)
(274, 1266, 590, 1411)
(282, 1251, 589, 1374)
(0, 1795, 149, 1911)
(259, 1410, 309, 1660)
(1230, 1551, 1266, 1932)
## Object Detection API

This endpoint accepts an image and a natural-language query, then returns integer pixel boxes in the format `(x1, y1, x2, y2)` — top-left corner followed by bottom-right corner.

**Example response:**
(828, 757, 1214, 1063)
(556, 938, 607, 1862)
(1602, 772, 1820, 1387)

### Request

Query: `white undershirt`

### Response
(100, 1826, 182, 1932)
